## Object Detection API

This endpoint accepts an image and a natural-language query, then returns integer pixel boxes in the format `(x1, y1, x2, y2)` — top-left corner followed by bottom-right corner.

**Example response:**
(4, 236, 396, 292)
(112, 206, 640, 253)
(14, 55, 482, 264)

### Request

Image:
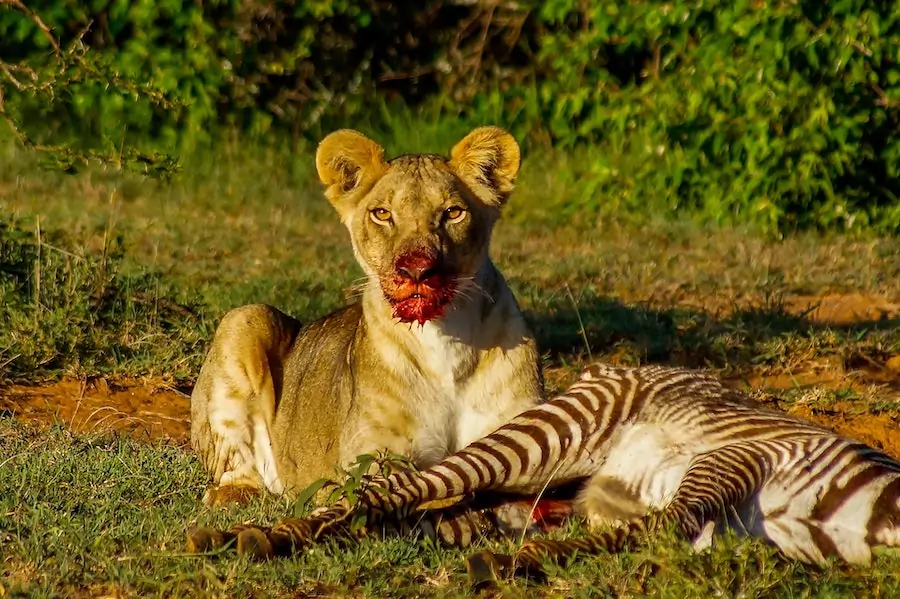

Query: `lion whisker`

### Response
(455, 279, 494, 303)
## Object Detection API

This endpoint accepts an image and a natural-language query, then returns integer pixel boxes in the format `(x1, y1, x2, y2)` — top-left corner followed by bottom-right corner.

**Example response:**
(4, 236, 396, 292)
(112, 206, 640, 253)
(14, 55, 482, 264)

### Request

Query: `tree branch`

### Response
(0, 1, 181, 178)
(0, 0, 61, 54)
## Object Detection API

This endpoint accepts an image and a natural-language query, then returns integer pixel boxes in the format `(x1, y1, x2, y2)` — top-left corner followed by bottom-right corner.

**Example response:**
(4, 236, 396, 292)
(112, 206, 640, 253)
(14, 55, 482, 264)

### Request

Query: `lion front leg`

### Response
(190, 304, 302, 505)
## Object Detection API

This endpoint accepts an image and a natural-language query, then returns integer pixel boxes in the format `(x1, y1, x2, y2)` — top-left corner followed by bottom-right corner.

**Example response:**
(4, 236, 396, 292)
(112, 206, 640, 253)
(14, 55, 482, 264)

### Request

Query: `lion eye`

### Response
(443, 206, 466, 223)
(370, 208, 392, 224)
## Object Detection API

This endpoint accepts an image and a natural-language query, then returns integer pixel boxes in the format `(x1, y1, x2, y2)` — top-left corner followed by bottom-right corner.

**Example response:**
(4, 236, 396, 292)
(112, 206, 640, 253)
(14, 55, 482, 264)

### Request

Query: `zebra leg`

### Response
(233, 508, 355, 559)
(391, 503, 498, 547)
(196, 494, 551, 562)
(186, 495, 507, 559)
(354, 381, 613, 517)
(575, 474, 648, 528)
(422, 494, 575, 547)
(186, 505, 354, 559)
(468, 441, 772, 583)
(246, 382, 608, 552)
(303, 496, 533, 550)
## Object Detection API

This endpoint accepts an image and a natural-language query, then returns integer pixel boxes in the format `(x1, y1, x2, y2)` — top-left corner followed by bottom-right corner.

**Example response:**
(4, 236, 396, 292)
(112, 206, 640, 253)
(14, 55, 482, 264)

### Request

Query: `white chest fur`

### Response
(401, 318, 489, 465)
(375, 302, 534, 468)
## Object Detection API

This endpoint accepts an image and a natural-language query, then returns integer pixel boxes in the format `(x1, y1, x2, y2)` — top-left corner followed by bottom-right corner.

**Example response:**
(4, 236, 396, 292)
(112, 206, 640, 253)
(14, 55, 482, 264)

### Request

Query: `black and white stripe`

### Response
(359, 363, 900, 568)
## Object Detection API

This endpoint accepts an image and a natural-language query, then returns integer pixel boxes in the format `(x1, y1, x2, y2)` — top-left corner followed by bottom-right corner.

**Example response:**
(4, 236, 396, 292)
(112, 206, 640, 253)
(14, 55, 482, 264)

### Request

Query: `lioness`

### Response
(190, 126, 544, 504)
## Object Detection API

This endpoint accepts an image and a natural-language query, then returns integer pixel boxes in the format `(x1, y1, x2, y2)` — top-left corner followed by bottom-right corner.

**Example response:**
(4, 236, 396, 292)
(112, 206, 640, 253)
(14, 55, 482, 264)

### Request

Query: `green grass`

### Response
(3, 124, 900, 597)
(3, 420, 900, 598)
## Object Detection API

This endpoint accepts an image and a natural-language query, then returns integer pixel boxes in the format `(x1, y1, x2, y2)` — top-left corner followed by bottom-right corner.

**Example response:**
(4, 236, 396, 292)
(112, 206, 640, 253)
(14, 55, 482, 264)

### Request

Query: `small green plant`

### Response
(292, 451, 417, 533)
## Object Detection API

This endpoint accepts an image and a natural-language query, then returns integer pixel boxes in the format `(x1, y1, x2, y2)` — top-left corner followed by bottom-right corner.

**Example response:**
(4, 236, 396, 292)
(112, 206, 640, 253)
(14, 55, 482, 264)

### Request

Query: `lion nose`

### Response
(398, 264, 439, 282)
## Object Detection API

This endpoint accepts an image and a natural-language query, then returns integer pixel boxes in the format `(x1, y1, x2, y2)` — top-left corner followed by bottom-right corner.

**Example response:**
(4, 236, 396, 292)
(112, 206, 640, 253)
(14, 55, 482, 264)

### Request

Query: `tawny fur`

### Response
(190, 127, 544, 503)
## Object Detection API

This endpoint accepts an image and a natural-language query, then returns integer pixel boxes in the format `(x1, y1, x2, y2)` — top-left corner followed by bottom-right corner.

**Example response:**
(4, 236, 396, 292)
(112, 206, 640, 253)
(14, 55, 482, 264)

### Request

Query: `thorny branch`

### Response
(0, 0, 180, 177)
(0, 0, 60, 54)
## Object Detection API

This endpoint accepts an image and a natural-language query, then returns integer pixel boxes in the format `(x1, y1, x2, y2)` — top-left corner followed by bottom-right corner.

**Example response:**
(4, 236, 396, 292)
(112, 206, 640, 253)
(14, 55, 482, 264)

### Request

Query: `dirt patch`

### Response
(2, 291, 899, 457)
(0, 378, 190, 444)
(785, 293, 900, 326)
(3, 371, 900, 459)
(656, 290, 900, 328)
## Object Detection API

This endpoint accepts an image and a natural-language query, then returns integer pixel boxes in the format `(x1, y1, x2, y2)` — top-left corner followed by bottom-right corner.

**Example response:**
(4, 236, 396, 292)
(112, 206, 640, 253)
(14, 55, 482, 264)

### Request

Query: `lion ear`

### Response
(449, 126, 521, 206)
(316, 129, 386, 216)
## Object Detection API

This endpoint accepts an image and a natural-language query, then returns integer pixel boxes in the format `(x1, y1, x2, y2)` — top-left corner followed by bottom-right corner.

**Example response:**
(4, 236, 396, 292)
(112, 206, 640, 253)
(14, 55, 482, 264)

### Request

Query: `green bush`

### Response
(0, 219, 207, 382)
(518, 0, 900, 233)
(0, 0, 467, 144)
(2, 0, 899, 234)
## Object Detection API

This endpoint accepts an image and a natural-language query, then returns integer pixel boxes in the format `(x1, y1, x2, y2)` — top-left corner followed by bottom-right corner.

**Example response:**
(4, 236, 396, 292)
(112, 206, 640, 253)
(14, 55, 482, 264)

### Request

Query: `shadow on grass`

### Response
(524, 288, 900, 374)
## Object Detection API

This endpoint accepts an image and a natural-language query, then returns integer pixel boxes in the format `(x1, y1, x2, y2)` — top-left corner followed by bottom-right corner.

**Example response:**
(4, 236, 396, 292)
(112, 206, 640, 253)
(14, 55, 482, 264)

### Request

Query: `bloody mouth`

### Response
(390, 287, 456, 325)
(386, 252, 457, 325)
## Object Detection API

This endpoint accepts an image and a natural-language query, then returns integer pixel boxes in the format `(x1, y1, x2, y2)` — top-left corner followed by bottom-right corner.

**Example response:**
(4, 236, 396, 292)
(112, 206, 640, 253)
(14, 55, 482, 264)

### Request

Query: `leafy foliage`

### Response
(0, 0, 182, 175)
(522, 0, 900, 233)
(2, 0, 900, 233)
(0, 0, 469, 142)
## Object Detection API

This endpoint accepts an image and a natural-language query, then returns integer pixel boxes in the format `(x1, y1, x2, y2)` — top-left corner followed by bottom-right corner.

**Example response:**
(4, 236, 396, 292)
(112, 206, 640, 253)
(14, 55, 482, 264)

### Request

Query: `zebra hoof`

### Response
(237, 528, 274, 560)
(466, 551, 514, 588)
(186, 526, 225, 553)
